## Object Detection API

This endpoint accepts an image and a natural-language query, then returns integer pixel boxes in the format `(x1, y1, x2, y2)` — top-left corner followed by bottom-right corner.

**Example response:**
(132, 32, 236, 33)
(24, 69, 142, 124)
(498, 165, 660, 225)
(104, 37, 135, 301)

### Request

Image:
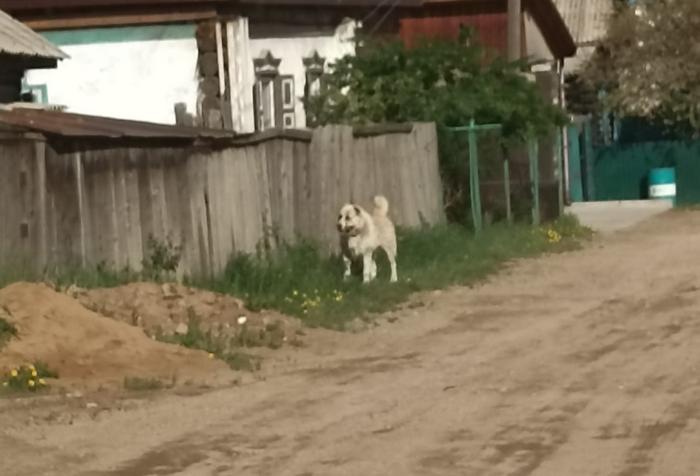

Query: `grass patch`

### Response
(123, 376, 166, 391)
(0, 313, 17, 350)
(156, 318, 265, 372)
(200, 215, 592, 329)
(1, 362, 57, 394)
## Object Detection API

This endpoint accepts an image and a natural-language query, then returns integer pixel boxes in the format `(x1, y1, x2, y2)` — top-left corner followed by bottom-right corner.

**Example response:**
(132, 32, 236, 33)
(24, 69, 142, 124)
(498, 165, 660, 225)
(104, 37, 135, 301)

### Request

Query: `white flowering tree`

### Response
(586, 0, 700, 130)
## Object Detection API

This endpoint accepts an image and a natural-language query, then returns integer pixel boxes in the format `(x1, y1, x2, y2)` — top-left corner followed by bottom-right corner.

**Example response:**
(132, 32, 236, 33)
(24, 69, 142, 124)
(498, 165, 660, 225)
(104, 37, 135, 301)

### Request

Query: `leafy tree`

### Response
(585, 0, 700, 131)
(306, 29, 565, 140)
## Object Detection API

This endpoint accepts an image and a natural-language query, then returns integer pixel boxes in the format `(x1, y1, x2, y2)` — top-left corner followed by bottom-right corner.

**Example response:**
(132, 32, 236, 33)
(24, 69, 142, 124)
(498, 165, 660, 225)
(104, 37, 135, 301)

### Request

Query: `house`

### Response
(0, 8, 66, 104)
(0, 0, 419, 131)
(1, 1, 576, 133)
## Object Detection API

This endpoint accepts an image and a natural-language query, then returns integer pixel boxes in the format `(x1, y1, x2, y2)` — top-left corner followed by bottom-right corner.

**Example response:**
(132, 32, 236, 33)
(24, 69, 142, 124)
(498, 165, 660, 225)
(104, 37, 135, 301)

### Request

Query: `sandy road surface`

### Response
(4, 211, 700, 476)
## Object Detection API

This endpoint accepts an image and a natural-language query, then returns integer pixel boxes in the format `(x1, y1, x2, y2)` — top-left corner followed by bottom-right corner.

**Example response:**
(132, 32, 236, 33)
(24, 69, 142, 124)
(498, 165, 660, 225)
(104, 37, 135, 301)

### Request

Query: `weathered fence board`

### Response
(0, 123, 444, 277)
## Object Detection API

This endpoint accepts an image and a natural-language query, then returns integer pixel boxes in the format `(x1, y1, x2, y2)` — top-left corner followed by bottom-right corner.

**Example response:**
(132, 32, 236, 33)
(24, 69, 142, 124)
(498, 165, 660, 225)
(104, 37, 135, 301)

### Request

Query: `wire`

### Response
(367, 0, 402, 37)
(360, 0, 395, 25)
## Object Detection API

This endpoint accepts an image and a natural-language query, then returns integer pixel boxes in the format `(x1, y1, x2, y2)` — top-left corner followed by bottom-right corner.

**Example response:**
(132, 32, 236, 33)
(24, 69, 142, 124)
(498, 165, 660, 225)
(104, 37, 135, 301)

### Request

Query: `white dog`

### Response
(337, 195, 397, 283)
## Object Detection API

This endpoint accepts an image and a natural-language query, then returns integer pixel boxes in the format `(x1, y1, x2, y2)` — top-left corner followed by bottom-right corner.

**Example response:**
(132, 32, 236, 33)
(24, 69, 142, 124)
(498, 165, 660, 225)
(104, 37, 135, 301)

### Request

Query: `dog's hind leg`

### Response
(343, 255, 352, 280)
(369, 258, 377, 280)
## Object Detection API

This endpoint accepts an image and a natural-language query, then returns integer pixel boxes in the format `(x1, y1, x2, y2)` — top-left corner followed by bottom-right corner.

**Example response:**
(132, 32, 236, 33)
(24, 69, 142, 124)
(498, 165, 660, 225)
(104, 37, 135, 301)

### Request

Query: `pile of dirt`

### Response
(70, 282, 302, 350)
(0, 283, 231, 389)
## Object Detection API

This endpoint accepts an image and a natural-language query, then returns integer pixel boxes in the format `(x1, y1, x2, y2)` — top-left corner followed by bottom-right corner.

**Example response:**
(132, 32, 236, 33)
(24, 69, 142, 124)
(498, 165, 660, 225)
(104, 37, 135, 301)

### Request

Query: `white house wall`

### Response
(25, 25, 198, 125)
(247, 19, 356, 130)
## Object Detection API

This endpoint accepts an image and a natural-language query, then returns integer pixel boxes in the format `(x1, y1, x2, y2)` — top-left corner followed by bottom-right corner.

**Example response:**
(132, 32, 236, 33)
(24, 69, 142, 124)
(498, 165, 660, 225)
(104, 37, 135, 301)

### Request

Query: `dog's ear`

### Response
(353, 206, 361, 216)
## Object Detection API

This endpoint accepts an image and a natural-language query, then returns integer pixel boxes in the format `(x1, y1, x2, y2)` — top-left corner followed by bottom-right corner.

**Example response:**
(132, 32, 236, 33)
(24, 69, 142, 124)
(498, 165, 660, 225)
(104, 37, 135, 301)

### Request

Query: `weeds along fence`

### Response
(0, 120, 443, 278)
(441, 121, 564, 229)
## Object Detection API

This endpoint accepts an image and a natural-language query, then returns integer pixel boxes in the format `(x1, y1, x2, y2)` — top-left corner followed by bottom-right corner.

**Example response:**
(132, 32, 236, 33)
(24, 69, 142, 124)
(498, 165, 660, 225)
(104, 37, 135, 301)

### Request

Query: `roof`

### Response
(415, 0, 576, 58)
(0, 107, 235, 141)
(0, 0, 420, 10)
(0, 9, 67, 60)
(553, 0, 612, 46)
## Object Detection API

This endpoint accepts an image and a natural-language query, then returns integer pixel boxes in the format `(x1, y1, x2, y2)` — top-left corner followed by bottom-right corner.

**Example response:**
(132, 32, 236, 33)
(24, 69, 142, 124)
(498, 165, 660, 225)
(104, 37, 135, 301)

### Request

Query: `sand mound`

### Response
(73, 282, 301, 348)
(0, 283, 230, 389)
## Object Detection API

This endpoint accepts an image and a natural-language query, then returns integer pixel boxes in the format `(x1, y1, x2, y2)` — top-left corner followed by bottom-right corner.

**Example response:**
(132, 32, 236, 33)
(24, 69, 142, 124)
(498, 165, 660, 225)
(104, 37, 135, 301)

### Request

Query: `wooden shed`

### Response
(0, 8, 66, 103)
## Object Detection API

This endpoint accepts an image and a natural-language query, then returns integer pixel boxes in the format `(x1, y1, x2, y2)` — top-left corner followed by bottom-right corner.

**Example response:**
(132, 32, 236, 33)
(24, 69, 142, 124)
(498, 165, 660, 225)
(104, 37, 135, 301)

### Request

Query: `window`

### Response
(252, 51, 296, 130)
(302, 50, 326, 127)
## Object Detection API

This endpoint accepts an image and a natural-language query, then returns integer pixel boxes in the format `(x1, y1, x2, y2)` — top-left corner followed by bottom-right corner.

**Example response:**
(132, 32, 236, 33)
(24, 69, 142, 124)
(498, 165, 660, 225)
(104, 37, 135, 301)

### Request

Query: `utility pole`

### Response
(507, 0, 521, 62)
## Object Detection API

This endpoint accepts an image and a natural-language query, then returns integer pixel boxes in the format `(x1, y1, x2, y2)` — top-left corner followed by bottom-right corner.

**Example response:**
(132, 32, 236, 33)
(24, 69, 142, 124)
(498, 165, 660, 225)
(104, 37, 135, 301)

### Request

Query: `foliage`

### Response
(123, 376, 167, 391)
(201, 217, 591, 329)
(585, 0, 700, 133)
(1, 362, 57, 393)
(157, 317, 264, 372)
(306, 28, 566, 140)
(142, 235, 181, 281)
(0, 313, 17, 349)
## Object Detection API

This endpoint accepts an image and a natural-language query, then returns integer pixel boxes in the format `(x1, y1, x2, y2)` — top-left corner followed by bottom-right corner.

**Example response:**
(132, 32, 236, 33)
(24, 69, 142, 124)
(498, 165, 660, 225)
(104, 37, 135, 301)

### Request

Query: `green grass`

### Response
(200, 214, 592, 329)
(0, 313, 17, 350)
(0, 215, 592, 332)
(156, 318, 265, 372)
(1, 362, 57, 394)
(123, 376, 166, 391)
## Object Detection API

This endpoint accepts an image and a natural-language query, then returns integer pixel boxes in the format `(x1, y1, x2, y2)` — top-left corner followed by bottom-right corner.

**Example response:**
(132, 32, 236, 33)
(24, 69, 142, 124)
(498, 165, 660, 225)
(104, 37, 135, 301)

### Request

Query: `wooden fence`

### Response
(0, 123, 443, 277)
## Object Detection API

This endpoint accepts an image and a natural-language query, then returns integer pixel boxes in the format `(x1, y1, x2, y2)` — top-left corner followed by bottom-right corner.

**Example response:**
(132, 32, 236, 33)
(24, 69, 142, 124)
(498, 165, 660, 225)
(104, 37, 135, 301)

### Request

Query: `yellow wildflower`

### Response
(31, 370, 38, 378)
(28, 380, 35, 387)
(10, 369, 17, 378)
(38, 378, 46, 386)
(292, 290, 298, 296)
(28, 364, 35, 371)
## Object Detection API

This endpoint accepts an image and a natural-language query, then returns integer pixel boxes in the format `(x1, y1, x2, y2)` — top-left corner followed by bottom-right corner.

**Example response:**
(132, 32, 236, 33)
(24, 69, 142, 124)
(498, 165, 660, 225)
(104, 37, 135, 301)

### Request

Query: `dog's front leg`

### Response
(362, 253, 373, 283)
(343, 255, 352, 280)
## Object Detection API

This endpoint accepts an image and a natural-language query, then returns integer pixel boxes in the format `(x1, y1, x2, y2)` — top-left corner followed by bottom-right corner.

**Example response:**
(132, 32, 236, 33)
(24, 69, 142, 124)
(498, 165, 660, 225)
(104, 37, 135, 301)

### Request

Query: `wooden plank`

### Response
(33, 141, 48, 272)
(25, 8, 217, 31)
(278, 139, 295, 243)
(121, 150, 142, 271)
(292, 140, 310, 239)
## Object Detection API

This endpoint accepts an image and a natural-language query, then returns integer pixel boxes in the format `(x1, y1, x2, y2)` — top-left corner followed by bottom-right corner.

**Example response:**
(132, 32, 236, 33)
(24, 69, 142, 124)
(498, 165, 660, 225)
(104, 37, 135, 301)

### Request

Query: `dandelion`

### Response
(38, 379, 46, 386)
(28, 380, 35, 388)
(10, 369, 17, 378)
(31, 370, 38, 378)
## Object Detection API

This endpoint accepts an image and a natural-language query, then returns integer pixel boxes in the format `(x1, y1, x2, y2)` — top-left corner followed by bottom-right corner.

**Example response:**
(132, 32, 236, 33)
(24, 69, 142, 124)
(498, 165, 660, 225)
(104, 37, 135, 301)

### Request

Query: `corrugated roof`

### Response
(0, 9, 67, 59)
(0, 107, 236, 140)
(553, 0, 612, 45)
(0, 0, 420, 10)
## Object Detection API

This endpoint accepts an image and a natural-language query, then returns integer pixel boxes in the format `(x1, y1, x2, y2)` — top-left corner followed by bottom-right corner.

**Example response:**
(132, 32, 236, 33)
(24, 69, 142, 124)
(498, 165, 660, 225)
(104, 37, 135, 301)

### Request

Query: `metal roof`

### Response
(0, 0, 420, 10)
(0, 9, 67, 59)
(0, 107, 236, 141)
(553, 0, 612, 46)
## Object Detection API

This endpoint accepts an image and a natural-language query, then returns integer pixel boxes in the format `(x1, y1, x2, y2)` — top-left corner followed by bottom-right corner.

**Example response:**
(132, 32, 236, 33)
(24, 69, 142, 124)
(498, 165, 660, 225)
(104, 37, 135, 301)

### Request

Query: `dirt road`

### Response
(4, 211, 700, 476)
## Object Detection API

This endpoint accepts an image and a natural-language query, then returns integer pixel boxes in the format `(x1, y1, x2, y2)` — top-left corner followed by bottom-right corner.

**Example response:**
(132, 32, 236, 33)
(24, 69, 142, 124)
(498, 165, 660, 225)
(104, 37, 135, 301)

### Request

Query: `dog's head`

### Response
(337, 204, 365, 236)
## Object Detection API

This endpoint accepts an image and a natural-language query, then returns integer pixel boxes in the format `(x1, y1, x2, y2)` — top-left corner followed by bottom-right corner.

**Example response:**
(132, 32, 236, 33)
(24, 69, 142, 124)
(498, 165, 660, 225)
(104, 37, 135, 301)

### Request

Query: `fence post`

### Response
(468, 119, 482, 232)
(503, 153, 512, 224)
(583, 119, 595, 201)
(528, 137, 540, 225)
(555, 130, 564, 216)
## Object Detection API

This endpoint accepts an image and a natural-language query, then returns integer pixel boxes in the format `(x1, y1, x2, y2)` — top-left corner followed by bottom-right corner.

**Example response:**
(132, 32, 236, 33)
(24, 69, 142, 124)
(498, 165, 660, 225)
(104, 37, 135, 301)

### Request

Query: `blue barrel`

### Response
(649, 167, 676, 204)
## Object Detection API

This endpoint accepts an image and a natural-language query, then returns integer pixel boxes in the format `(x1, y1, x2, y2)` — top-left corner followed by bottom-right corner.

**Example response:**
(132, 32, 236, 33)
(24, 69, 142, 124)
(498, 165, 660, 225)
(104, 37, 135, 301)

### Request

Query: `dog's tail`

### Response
(373, 195, 389, 216)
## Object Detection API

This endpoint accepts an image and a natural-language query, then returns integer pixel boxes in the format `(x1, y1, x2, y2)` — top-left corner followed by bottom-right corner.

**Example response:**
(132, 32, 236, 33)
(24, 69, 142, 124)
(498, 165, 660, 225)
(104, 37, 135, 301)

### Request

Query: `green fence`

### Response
(445, 120, 561, 231)
(594, 141, 700, 204)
